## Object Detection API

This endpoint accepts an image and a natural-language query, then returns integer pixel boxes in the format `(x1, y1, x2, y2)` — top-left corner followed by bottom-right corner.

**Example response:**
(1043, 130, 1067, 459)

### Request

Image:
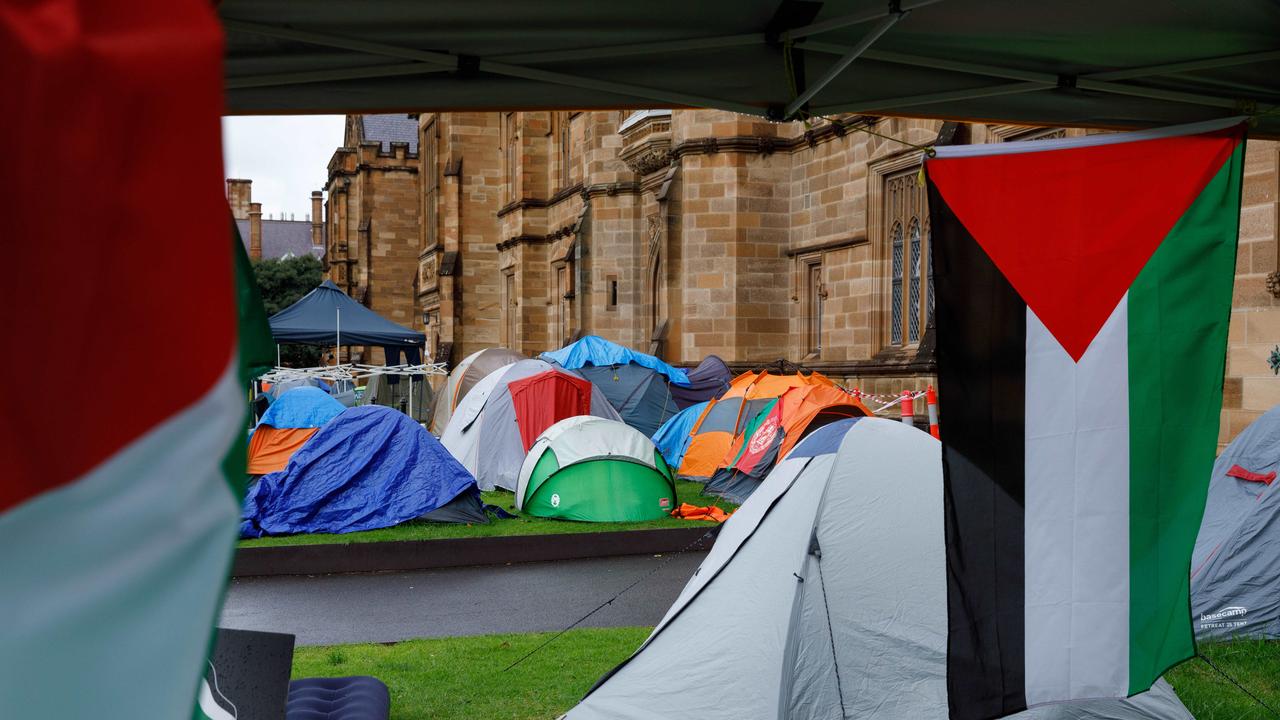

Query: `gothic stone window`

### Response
(503, 112, 518, 204)
(422, 120, 438, 249)
(803, 254, 824, 357)
(503, 270, 517, 346)
(885, 167, 931, 346)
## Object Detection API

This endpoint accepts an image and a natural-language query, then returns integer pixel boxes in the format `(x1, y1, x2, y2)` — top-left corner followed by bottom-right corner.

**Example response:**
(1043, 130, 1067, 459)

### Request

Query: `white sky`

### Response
(221, 115, 345, 220)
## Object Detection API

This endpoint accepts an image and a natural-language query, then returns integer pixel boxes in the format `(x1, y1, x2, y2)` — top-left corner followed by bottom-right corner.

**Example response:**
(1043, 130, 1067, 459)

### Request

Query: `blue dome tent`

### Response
(651, 401, 710, 469)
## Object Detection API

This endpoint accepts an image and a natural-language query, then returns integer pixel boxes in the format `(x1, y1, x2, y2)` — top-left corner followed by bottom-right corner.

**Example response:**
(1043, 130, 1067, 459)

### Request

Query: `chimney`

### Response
(248, 202, 263, 260)
(226, 179, 252, 219)
(311, 191, 324, 249)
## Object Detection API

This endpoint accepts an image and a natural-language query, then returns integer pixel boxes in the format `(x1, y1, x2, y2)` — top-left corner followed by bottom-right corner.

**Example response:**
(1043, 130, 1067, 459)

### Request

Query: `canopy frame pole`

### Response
(227, 63, 449, 90)
(222, 19, 763, 115)
(336, 307, 341, 367)
(781, 0, 942, 41)
(494, 33, 765, 65)
(276, 344, 281, 367)
(813, 80, 1053, 116)
(783, 10, 908, 119)
(801, 44, 1275, 114)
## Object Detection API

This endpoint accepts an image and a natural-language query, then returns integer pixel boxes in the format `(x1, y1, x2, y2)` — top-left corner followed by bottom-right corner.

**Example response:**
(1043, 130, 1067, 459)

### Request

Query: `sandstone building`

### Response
(325, 110, 1278, 445)
(225, 178, 324, 261)
(320, 115, 421, 363)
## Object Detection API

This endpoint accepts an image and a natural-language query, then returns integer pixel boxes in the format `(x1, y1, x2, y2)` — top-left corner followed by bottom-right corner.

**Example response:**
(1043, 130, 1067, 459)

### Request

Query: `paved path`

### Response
(220, 552, 706, 646)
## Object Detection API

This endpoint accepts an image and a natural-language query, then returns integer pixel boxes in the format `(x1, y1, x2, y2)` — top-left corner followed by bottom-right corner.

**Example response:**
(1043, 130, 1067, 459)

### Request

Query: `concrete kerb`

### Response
(232, 526, 718, 578)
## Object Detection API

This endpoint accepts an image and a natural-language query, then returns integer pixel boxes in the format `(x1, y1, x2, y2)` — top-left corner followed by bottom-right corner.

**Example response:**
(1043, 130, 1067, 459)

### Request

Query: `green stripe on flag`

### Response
(1127, 142, 1243, 692)
(192, 221, 277, 720)
(220, 219, 276, 495)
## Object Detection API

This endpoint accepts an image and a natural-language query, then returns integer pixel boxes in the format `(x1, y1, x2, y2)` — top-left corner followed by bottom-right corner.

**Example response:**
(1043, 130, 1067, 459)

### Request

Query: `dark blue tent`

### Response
(269, 280, 424, 349)
(241, 405, 484, 537)
(670, 355, 733, 409)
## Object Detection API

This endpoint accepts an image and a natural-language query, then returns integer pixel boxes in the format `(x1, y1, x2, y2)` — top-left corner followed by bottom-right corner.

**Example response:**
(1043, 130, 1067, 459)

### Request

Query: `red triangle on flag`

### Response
(927, 126, 1241, 362)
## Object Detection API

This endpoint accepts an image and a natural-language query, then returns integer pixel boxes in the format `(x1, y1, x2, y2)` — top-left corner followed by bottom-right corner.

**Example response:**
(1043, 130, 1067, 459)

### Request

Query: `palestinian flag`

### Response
(2, 2, 272, 717)
(928, 118, 1246, 719)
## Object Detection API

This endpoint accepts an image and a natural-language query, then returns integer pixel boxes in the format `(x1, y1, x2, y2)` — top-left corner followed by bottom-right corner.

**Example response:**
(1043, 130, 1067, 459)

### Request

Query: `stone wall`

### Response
(323, 118, 419, 365)
(390, 110, 1278, 441)
(1223, 139, 1280, 448)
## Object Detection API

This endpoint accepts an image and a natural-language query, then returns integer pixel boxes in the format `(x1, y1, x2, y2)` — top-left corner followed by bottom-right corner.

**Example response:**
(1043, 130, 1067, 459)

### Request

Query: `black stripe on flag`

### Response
(928, 180, 1028, 719)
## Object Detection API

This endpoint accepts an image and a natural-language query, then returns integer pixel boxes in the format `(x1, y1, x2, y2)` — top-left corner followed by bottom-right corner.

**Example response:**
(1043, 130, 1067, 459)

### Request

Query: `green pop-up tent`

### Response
(219, 0, 1279, 137)
(515, 416, 677, 522)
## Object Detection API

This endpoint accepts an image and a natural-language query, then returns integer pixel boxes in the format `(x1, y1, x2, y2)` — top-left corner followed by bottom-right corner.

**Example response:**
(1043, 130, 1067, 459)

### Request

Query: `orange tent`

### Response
(704, 385, 871, 502)
(676, 370, 835, 482)
(247, 427, 319, 475)
(246, 386, 346, 475)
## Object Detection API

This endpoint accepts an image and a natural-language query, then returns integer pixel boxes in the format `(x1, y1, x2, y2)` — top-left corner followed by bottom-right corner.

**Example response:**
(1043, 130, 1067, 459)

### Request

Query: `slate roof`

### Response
(361, 114, 419, 153)
(236, 218, 325, 261)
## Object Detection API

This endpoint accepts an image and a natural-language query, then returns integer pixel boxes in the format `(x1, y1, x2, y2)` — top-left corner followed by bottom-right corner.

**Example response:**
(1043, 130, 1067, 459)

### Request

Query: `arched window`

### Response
(883, 166, 930, 347)
(891, 222, 904, 346)
(908, 219, 922, 343)
(926, 225, 935, 326)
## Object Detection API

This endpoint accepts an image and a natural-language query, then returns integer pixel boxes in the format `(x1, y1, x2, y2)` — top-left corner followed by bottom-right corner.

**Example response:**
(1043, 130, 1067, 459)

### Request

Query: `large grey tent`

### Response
(566, 417, 1192, 720)
(1191, 405, 1280, 639)
(220, 2, 1279, 137)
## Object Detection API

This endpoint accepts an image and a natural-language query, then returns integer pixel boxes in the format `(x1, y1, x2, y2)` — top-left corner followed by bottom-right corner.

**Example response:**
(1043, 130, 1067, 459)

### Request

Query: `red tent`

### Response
(508, 369, 593, 451)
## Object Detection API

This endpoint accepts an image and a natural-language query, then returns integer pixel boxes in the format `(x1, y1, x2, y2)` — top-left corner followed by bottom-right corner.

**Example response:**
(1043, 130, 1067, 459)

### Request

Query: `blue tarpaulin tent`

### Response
(542, 335, 690, 385)
(651, 401, 709, 469)
(269, 280, 425, 349)
(241, 405, 485, 537)
(542, 335, 689, 436)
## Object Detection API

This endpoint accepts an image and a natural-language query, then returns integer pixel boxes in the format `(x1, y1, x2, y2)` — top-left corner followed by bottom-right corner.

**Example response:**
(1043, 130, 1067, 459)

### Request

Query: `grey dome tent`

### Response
(566, 417, 1192, 720)
(1191, 404, 1280, 639)
(269, 279, 425, 357)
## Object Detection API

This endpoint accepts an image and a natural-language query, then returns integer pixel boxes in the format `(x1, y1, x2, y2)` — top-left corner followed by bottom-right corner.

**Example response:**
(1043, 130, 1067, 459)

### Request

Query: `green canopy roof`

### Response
(221, 0, 1280, 137)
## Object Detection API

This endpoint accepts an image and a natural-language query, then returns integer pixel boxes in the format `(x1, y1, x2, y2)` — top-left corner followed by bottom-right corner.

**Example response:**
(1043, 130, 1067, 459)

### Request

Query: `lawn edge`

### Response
(232, 526, 717, 578)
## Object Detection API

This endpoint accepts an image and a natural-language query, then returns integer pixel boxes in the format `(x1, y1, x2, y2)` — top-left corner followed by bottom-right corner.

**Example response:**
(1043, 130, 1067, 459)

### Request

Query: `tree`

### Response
(253, 254, 325, 367)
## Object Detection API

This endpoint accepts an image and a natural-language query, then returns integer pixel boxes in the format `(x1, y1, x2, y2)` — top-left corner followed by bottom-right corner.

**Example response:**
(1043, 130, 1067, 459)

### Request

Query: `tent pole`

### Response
(336, 308, 341, 366)
(784, 11, 906, 118)
(408, 373, 413, 419)
(276, 344, 281, 367)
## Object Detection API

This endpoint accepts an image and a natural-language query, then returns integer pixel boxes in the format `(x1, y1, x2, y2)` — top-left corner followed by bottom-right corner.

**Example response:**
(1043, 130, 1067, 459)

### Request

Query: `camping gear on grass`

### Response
(542, 335, 690, 436)
(1192, 404, 1280, 639)
(651, 400, 709, 469)
(566, 417, 1192, 720)
(430, 347, 524, 433)
(670, 354, 733, 409)
(440, 359, 622, 491)
(516, 417, 677, 522)
(359, 371, 434, 423)
(705, 385, 871, 503)
(241, 405, 485, 537)
(247, 386, 345, 475)
(677, 369, 835, 482)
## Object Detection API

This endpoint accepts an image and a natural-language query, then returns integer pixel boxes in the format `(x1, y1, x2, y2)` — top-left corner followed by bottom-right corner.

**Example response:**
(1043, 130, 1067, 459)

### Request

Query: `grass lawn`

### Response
(291, 627, 651, 720)
(293, 630, 1280, 720)
(1167, 638, 1280, 719)
(240, 480, 735, 548)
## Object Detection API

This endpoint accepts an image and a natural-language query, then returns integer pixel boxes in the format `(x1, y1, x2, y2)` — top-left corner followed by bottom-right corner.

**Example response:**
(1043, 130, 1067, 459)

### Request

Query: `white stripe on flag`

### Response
(0, 361, 243, 718)
(1024, 299, 1131, 704)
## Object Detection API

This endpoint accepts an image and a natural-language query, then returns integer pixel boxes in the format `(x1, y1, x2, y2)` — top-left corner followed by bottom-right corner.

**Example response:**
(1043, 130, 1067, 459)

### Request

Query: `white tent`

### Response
(565, 417, 1192, 720)
(439, 359, 621, 491)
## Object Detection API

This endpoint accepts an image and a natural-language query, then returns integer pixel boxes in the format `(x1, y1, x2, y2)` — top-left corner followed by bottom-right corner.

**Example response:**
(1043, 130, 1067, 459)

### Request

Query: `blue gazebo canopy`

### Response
(269, 280, 424, 347)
